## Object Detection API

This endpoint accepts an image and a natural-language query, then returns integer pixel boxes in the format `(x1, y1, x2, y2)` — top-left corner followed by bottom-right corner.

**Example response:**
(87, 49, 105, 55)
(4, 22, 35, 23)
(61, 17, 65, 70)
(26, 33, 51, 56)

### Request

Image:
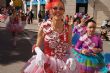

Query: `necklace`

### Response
(51, 21, 64, 33)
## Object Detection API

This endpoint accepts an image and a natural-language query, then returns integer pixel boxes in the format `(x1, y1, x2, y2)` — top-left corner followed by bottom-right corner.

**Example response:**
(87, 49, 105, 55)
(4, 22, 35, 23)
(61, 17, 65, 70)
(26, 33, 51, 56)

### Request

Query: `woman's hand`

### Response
(35, 47, 46, 67)
(66, 58, 76, 71)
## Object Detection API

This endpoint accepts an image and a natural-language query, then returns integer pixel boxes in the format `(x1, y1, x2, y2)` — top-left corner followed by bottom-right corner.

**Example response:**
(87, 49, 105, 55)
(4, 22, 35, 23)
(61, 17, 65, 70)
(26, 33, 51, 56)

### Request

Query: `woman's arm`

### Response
(68, 25, 72, 45)
(32, 25, 45, 52)
(36, 27, 44, 47)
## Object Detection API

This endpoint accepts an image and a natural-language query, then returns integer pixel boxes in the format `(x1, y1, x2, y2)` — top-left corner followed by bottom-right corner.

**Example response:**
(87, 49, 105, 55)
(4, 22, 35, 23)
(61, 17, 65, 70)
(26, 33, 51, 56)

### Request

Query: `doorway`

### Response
(76, 0, 88, 14)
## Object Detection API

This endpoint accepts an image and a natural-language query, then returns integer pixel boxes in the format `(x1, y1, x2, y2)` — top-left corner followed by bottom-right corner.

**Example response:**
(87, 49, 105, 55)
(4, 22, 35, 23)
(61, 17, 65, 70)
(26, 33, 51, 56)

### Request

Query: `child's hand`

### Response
(91, 48, 101, 53)
(81, 49, 90, 55)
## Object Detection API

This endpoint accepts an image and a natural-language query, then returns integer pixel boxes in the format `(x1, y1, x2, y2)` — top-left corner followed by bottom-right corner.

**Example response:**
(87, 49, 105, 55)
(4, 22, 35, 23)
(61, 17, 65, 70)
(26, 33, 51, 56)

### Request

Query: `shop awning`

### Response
(26, 0, 46, 5)
(76, 0, 88, 3)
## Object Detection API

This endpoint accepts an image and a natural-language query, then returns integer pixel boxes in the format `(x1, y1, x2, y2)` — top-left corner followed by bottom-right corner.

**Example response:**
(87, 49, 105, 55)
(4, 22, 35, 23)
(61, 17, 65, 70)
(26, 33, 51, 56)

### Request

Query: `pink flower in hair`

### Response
(74, 15, 77, 18)
(78, 13, 82, 18)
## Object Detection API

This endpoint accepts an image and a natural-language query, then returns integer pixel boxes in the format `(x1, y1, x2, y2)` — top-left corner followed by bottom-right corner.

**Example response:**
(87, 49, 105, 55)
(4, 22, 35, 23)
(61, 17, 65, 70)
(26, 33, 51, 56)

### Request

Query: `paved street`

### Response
(0, 20, 38, 73)
(0, 20, 110, 73)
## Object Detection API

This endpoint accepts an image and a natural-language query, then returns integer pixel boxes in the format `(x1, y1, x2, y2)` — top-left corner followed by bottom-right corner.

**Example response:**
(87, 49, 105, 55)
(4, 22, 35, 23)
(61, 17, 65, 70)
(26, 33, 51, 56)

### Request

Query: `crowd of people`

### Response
(21, 0, 109, 73)
(0, 0, 110, 73)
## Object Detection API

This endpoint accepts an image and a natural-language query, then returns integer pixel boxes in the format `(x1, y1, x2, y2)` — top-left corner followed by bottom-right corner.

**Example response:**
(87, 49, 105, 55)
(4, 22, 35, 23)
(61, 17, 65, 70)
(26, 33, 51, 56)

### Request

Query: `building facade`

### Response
(1, 0, 110, 26)
(0, 0, 6, 7)
(64, 0, 110, 26)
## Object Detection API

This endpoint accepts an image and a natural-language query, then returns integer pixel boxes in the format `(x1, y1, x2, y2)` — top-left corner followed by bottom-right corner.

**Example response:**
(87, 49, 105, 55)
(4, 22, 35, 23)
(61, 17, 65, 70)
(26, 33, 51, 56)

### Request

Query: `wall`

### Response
(64, 0, 76, 16)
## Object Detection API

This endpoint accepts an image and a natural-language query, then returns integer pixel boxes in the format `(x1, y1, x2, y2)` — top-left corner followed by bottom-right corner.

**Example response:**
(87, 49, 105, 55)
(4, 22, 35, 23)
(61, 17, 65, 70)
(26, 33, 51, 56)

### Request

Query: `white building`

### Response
(64, 0, 110, 26)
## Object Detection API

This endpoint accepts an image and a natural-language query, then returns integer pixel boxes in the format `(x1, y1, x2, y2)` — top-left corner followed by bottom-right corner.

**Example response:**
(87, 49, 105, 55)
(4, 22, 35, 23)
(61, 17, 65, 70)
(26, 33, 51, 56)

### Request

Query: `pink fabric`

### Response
(6, 16, 23, 32)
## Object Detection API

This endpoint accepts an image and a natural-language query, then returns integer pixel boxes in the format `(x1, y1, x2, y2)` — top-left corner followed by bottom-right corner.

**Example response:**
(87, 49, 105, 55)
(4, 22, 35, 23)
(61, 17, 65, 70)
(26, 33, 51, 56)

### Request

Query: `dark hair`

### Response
(73, 17, 81, 23)
(85, 19, 96, 26)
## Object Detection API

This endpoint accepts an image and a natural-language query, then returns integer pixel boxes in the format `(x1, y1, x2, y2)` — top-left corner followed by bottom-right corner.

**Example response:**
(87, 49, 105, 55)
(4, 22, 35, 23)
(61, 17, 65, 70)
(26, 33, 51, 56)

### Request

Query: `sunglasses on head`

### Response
(52, 7, 64, 10)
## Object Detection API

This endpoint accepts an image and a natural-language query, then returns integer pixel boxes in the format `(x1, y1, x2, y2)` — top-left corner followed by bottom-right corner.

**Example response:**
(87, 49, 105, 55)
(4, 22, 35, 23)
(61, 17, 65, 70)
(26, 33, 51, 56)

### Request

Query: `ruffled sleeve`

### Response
(74, 34, 87, 53)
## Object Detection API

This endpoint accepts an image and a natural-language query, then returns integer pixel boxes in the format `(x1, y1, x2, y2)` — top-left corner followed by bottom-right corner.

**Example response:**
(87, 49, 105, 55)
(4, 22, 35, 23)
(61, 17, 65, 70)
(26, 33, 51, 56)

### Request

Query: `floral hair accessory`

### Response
(74, 13, 83, 19)
(45, 3, 52, 10)
(45, 0, 61, 10)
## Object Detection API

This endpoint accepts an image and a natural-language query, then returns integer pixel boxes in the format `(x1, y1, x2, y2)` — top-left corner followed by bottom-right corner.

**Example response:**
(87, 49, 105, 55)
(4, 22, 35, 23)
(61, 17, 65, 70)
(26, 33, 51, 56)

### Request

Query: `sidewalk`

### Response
(0, 19, 110, 39)
(24, 19, 39, 32)
(0, 19, 40, 32)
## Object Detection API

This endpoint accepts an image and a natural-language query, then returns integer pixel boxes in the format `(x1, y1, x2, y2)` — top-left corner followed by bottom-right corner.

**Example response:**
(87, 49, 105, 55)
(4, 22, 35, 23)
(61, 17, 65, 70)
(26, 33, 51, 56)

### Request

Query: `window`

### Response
(76, 0, 88, 14)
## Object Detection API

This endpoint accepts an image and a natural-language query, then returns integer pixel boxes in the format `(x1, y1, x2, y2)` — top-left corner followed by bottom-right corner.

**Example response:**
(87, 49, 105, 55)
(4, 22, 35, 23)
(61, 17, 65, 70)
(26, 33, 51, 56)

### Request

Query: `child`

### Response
(72, 20, 108, 73)
(100, 27, 109, 41)
(72, 14, 87, 46)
